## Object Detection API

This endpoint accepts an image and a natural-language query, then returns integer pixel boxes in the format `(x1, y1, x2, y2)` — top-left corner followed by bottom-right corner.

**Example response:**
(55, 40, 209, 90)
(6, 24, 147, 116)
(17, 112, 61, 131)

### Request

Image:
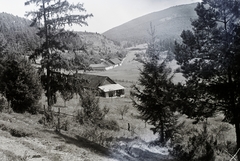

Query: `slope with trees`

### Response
(0, 15, 42, 113)
(0, 12, 40, 55)
(175, 0, 240, 160)
(77, 31, 126, 64)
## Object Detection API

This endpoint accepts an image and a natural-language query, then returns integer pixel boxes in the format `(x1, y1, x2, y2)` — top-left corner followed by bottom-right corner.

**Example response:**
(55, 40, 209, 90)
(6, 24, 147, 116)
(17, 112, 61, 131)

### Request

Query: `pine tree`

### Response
(175, 0, 240, 159)
(131, 26, 177, 144)
(25, 0, 93, 109)
(0, 57, 42, 113)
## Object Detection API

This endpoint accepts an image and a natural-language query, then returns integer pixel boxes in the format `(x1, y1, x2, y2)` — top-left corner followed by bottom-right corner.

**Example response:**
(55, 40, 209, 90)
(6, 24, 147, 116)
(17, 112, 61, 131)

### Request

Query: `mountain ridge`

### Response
(103, 3, 198, 44)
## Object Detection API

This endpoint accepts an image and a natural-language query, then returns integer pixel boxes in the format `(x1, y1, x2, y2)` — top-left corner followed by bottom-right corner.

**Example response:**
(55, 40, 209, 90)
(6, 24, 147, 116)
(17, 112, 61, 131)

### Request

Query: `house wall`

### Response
(100, 89, 124, 98)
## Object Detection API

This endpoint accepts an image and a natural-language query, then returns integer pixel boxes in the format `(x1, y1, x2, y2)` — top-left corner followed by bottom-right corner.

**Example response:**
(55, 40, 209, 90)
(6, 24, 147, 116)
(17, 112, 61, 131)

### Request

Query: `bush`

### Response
(80, 126, 115, 147)
(79, 91, 106, 125)
(75, 109, 84, 124)
(0, 123, 32, 137)
(98, 119, 120, 131)
(61, 119, 70, 131)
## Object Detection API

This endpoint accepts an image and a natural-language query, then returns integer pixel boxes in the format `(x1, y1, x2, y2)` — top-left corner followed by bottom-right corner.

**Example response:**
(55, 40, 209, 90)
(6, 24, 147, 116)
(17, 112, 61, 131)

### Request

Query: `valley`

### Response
(0, 46, 174, 161)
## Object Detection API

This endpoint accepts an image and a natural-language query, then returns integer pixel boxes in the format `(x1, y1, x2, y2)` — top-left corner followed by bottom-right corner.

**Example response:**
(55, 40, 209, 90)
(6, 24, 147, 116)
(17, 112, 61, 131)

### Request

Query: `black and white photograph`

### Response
(0, 0, 240, 160)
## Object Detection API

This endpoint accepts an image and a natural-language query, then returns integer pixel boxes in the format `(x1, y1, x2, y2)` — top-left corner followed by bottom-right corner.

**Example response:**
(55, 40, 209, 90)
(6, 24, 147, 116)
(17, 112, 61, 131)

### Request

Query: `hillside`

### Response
(77, 32, 126, 64)
(103, 3, 198, 44)
(0, 12, 40, 54)
(0, 13, 125, 63)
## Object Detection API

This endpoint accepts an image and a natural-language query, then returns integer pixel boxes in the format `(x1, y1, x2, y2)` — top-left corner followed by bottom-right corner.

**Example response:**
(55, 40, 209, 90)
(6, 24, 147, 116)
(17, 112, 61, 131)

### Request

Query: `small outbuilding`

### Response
(98, 84, 125, 97)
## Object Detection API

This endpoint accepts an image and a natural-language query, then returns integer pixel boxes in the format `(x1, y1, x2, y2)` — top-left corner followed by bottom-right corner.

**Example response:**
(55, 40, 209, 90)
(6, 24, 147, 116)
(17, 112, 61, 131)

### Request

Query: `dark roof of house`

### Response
(109, 58, 121, 65)
(74, 74, 116, 89)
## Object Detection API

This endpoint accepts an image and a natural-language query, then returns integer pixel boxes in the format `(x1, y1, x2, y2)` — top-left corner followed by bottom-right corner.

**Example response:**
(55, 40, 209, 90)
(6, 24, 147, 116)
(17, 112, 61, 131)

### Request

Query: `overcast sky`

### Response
(0, 0, 201, 33)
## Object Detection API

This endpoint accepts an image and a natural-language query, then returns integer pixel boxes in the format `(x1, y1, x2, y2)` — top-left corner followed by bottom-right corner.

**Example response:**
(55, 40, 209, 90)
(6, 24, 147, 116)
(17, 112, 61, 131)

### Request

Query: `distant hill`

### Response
(0, 13, 125, 63)
(103, 3, 198, 44)
(77, 32, 126, 63)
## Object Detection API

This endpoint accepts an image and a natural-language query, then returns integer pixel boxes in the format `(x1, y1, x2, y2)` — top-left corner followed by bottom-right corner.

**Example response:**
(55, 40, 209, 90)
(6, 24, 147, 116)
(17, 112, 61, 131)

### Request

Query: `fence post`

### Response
(57, 107, 61, 133)
(43, 105, 46, 125)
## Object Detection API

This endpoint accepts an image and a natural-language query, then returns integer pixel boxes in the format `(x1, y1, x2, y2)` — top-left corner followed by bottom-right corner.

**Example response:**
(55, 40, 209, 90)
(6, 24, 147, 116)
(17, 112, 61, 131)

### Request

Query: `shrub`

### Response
(75, 109, 84, 124)
(118, 105, 129, 120)
(79, 91, 106, 124)
(80, 126, 115, 147)
(61, 119, 70, 131)
(0, 123, 32, 137)
(98, 119, 120, 131)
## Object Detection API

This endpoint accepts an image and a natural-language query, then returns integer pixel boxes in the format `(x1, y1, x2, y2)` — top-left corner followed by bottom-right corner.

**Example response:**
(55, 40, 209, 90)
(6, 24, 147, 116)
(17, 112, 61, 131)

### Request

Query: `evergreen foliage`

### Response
(79, 90, 107, 125)
(25, 0, 93, 108)
(175, 0, 240, 159)
(131, 26, 177, 144)
(0, 57, 42, 113)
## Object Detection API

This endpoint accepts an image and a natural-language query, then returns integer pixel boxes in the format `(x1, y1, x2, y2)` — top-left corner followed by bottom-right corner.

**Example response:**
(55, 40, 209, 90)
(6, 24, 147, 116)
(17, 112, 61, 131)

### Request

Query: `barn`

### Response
(108, 58, 122, 67)
(89, 58, 123, 71)
(75, 74, 125, 98)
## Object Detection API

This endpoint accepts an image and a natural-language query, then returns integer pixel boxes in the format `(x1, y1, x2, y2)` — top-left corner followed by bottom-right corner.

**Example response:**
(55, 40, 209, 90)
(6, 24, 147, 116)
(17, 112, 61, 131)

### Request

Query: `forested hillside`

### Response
(0, 13, 125, 63)
(103, 3, 198, 45)
(0, 12, 40, 54)
(77, 32, 126, 63)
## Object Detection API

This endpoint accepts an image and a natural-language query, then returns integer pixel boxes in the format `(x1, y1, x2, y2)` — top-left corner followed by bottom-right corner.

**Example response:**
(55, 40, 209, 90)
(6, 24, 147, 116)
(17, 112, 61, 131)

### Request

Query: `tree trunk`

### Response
(43, 0, 51, 110)
(47, 67, 51, 110)
(160, 121, 165, 144)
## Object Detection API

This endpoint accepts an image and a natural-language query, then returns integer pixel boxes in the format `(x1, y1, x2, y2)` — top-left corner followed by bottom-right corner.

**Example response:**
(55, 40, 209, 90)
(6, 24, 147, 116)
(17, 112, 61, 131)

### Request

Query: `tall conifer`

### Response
(25, 0, 92, 108)
(175, 0, 240, 159)
(131, 26, 177, 143)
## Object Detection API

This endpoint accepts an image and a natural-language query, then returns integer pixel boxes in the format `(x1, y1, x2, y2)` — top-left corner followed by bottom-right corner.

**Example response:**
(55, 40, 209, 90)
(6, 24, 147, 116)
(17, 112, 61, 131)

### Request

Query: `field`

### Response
(0, 44, 237, 160)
